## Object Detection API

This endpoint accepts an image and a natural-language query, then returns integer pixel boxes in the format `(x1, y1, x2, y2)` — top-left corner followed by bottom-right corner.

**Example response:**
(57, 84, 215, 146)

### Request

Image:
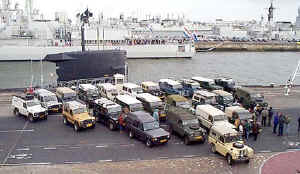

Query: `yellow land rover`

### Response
(62, 101, 96, 131)
(208, 124, 254, 165)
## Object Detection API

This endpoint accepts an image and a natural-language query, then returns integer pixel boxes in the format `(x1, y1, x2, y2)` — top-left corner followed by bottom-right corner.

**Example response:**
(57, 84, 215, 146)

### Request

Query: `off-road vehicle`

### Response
(208, 124, 254, 165)
(124, 111, 170, 147)
(12, 95, 48, 122)
(93, 98, 122, 130)
(166, 105, 206, 145)
(62, 101, 96, 131)
(234, 87, 268, 109)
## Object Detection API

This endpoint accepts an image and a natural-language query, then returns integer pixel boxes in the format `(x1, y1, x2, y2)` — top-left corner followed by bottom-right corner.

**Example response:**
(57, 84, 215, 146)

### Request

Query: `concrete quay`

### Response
(195, 41, 300, 52)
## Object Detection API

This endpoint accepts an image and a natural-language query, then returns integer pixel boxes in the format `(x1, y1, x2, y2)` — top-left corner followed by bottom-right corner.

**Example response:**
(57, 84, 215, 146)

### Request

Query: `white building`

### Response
(296, 7, 300, 29)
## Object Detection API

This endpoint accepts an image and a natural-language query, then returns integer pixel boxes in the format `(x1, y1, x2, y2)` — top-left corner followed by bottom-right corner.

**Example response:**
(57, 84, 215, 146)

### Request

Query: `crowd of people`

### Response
(234, 104, 300, 142)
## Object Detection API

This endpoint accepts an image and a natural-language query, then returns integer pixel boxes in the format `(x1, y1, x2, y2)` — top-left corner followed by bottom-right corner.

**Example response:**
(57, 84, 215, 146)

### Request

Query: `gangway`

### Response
(284, 59, 300, 95)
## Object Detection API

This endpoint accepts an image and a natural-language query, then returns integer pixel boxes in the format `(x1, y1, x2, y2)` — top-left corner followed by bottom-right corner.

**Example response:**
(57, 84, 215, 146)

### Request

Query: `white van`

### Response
(122, 83, 144, 98)
(97, 83, 119, 101)
(195, 104, 233, 130)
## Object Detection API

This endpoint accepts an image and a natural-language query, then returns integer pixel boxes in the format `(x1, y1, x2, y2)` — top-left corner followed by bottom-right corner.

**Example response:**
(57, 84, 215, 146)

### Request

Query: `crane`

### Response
(284, 60, 300, 95)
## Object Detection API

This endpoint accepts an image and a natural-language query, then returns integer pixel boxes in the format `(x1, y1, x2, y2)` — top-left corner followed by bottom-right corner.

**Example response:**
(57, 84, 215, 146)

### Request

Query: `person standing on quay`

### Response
(298, 116, 300, 137)
(244, 120, 250, 141)
(284, 115, 291, 136)
(261, 108, 268, 127)
(268, 107, 274, 127)
(278, 113, 285, 136)
(273, 112, 279, 134)
(252, 121, 259, 141)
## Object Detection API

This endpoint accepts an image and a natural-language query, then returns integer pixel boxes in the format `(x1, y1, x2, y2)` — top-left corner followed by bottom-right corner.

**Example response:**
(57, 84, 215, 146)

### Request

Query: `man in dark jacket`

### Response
(273, 112, 279, 134)
(278, 113, 284, 136)
(268, 107, 273, 127)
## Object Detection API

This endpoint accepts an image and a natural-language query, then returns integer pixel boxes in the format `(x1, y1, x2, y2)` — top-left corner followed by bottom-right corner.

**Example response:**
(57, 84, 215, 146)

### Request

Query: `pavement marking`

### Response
(157, 157, 169, 159)
(95, 145, 108, 148)
(2, 121, 29, 164)
(98, 160, 113, 162)
(69, 146, 81, 149)
(183, 155, 198, 158)
(64, 161, 82, 164)
(0, 129, 34, 133)
(16, 148, 30, 151)
(119, 144, 135, 147)
(124, 158, 141, 161)
(0, 163, 52, 166)
(258, 150, 272, 153)
(43, 147, 57, 150)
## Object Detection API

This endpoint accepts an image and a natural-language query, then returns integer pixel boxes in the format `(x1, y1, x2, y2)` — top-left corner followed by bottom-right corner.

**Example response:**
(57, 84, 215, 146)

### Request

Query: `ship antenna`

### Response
(80, 8, 93, 52)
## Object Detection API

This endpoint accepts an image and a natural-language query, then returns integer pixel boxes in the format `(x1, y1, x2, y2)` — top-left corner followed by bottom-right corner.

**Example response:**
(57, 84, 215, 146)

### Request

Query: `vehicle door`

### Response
(20, 102, 28, 116)
(215, 135, 227, 156)
(68, 110, 76, 124)
(176, 120, 185, 137)
(133, 121, 143, 139)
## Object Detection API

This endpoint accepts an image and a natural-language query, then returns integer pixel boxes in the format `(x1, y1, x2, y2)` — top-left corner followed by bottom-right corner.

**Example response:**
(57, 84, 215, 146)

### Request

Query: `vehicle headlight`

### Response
(152, 138, 158, 141)
(167, 135, 170, 139)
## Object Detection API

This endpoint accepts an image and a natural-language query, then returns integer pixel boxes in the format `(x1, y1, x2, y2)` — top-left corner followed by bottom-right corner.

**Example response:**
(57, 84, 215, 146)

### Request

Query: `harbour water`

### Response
(0, 52, 300, 89)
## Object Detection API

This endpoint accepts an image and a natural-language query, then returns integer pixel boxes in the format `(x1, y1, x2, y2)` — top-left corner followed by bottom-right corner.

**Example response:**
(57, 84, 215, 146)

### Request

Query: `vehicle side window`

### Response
(211, 131, 217, 137)
(40, 97, 44, 102)
(219, 136, 225, 143)
(70, 110, 73, 116)
(129, 89, 132, 93)
(208, 115, 213, 123)
(23, 103, 27, 108)
(194, 96, 200, 101)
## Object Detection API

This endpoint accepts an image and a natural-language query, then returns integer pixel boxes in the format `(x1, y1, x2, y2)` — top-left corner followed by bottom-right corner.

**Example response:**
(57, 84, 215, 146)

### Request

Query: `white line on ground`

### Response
(0, 163, 52, 166)
(64, 161, 82, 164)
(16, 148, 30, 151)
(158, 157, 169, 159)
(258, 150, 272, 153)
(43, 147, 57, 150)
(95, 145, 108, 148)
(2, 121, 29, 164)
(69, 146, 81, 149)
(0, 129, 34, 133)
(98, 160, 113, 162)
(183, 155, 198, 158)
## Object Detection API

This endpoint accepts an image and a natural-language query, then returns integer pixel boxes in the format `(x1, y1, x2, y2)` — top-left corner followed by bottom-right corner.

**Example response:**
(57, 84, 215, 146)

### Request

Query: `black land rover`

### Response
(124, 111, 170, 147)
(93, 98, 122, 131)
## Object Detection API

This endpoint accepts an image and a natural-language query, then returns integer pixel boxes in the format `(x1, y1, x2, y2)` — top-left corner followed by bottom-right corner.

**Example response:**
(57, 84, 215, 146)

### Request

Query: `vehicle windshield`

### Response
(130, 103, 144, 112)
(132, 87, 144, 94)
(224, 135, 243, 143)
(148, 85, 159, 91)
(251, 93, 264, 102)
(87, 89, 98, 96)
(192, 84, 200, 89)
(150, 101, 163, 108)
(73, 107, 87, 114)
(44, 95, 58, 102)
(172, 84, 183, 90)
(27, 101, 40, 107)
(63, 93, 76, 101)
(143, 121, 160, 131)
(214, 115, 226, 121)
(208, 81, 215, 86)
(237, 111, 252, 120)
(176, 101, 190, 107)
(183, 119, 199, 126)
(223, 96, 234, 104)
(108, 89, 118, 96)
(206, 97, 216, 104)
(108, 106, 122, 114)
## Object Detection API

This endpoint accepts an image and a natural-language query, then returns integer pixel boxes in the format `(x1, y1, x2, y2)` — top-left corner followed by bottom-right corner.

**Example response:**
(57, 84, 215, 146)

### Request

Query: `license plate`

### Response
(195, 136, 202, 140)
(160, 139, 167, 143)
(39, 115, 44, 118)
(87, 123, 92, 127)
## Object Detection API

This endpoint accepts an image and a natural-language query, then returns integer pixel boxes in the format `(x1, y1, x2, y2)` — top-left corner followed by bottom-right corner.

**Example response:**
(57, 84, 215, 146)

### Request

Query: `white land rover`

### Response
(12, 95, 48, 122)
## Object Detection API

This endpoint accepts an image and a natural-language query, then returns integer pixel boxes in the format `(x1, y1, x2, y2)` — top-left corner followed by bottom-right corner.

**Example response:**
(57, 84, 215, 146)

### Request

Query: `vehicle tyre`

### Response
(63, 117, 68, 125)
(227, 154, 233, 165)
(28, 114, 34, 123)
(14, 109, 20, 116)
(74, 123, 80, 132)
(169, 126, 173, 134)
(91, 124, 96, 129)
(201, 137, 206, 144)
(184, 136, 190, 145)
(146, 139, 153, 147)
(245, 159, 250, 164)
(129, 130, 134, 139)
(211, 144, 217, 153)
(44, 115, 48, 120)
(109, 121, 115, 131)
(58, 108, 63, 113)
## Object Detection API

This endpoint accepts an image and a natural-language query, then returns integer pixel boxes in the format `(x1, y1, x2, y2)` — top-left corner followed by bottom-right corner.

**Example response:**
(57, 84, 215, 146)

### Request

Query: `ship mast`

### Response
(79, 8, 93, 52)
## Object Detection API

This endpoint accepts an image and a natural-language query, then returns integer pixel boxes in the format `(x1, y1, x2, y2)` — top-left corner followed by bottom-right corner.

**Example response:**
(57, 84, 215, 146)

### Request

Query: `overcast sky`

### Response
(13, 0, 300, 22)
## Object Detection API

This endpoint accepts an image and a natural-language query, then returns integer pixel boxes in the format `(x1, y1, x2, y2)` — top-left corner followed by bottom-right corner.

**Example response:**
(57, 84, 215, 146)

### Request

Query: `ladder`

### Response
(284, 60, 300, 95)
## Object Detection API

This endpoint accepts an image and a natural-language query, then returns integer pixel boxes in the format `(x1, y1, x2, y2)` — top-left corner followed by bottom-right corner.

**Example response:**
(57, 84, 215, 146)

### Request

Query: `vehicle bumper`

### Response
(152, 138, 170, 145)
(189, 136, 205, 142)
(80, 123, 95, 129)
(233, 156, 251, 162)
